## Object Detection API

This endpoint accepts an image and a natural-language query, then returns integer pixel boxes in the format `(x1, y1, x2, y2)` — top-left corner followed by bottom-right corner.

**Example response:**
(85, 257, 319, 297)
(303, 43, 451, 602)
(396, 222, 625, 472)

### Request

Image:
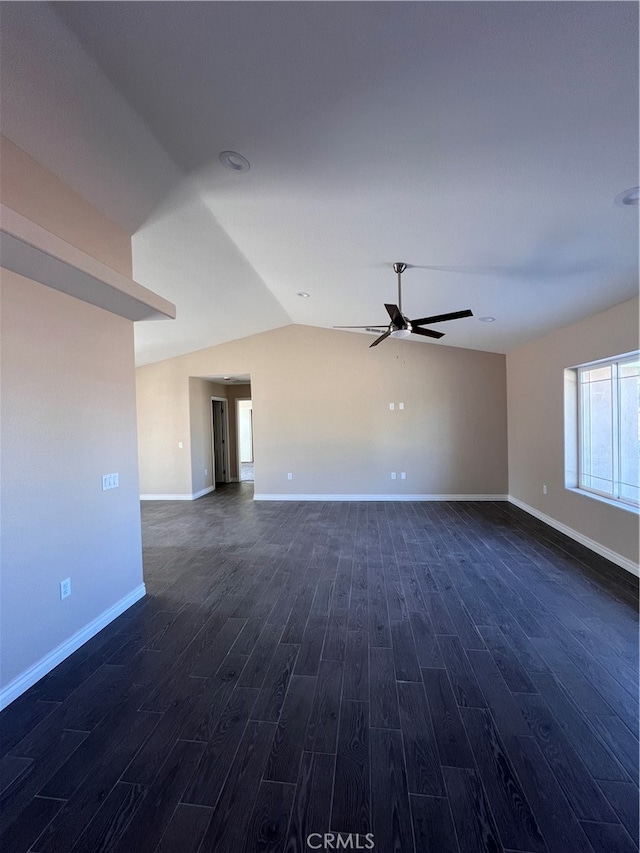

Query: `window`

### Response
(576, 353, 639, 507)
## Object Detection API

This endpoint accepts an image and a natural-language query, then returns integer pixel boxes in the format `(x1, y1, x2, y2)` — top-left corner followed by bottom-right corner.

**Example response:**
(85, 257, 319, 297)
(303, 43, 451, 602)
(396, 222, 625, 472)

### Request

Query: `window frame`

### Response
(574, 352, 639, 509)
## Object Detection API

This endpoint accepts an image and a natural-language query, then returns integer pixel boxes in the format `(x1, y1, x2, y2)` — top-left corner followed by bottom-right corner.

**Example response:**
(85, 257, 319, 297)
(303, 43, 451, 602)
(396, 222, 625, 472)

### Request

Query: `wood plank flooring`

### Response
(1, 484, 638, 852)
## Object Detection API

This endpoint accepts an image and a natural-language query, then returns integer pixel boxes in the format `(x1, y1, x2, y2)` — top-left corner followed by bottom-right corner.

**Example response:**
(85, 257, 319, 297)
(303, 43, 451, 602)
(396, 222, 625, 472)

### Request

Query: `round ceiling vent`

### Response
(615, 187, 639, 207)
(219, 151, 250, 172)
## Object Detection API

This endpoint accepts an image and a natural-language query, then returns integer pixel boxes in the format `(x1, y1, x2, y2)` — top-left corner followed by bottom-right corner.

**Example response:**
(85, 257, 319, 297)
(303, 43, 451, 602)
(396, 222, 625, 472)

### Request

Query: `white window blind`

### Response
(578, 355, 639, 507)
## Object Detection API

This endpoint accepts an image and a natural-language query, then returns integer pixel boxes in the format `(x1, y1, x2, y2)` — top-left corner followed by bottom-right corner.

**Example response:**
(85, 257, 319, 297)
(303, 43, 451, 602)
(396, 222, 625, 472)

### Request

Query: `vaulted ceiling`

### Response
(2, 2, 638, 364)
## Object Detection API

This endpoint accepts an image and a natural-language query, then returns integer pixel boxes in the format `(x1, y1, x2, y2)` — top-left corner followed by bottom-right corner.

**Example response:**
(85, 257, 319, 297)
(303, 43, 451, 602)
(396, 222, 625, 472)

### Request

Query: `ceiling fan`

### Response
(334, 263, 473, 347)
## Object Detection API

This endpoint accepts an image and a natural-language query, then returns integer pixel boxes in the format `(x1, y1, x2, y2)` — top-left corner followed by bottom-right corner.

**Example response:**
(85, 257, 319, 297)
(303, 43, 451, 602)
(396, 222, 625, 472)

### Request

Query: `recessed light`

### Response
(219, 150, 250, 172)
(297, 291, 311, 298)
(615, 187, 640, 207)
(479, 316, 496, 323)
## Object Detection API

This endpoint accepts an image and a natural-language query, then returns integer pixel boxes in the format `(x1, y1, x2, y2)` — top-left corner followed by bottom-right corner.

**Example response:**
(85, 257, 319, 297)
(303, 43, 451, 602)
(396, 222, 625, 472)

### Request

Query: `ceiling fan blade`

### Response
(333, 324, 389, 329)
(384, 303, 403, 326)
(411, 309, 473, 326)
(369, 330, 392, 348)
(411, 326, 445, 340)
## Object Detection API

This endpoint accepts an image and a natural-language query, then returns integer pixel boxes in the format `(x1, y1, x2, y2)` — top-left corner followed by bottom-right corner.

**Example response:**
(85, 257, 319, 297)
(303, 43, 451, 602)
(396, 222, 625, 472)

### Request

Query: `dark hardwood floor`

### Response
(1, 484, 638, 852)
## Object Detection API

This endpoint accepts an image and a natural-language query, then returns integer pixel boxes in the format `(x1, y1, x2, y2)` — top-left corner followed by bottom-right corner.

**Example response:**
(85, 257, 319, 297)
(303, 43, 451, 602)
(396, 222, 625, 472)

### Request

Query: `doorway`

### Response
(237, 398, 254, 482)
(211, 397, 231, 487)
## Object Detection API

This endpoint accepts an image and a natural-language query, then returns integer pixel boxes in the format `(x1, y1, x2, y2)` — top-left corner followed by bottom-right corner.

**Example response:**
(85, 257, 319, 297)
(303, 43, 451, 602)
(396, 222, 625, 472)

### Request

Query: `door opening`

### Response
(211, 398, 230, 487)
(237, 398, 254, 482)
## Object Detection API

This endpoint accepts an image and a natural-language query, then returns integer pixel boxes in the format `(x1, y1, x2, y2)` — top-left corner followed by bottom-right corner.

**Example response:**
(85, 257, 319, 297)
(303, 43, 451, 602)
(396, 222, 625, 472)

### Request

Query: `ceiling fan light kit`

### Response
(334, 262, 473, 348)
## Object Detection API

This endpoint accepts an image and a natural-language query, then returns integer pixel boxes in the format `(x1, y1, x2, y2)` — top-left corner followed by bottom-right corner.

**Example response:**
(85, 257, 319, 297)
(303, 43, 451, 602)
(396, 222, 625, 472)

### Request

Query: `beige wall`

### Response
(507, 297, 639, 567)
(136, 357, 192, 496)
(0, 140, 153, 706)
(1, 270, 144, 692)
(145, 376, 242, 498)
(189, 380, 249, 487)
(142, 376, 252, 496)
(189, 377, 214, 495)
(189, 378, 229, 495)
(0, 135, 132, 276)
(136, 325, 508, 498)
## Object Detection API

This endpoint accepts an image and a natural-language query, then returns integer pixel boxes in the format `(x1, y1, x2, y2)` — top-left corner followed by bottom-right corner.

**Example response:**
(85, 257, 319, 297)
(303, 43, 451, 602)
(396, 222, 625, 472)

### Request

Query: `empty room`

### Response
(0, 3, 638, 853)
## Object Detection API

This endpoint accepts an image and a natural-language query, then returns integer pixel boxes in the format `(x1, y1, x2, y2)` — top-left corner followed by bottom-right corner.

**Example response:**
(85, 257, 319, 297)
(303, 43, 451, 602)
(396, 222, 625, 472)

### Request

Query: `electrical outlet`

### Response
(178, 441, 183, 449)
(401, 472, 406, 480)
(391, 472, 397, 480)
(204, 468, 207, 476)
(287, 472, 293, 480)
(60, 578, 71, 600)
(399, 402, 405, 410)
(389, 402, 395, 410)
(543, 484, 548, 495)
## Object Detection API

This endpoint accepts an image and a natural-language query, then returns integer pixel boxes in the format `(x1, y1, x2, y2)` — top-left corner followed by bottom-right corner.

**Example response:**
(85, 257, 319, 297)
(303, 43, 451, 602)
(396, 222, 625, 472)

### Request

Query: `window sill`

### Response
(566, 487, 639, 515)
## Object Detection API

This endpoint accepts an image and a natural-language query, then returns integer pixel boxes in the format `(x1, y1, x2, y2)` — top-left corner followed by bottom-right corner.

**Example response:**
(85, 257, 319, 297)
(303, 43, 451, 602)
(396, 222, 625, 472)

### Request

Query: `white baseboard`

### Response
(0, 583, 147, 710)
(141, 486, 214, 501)
(140, 493, 195, 501)
(508, 496, 639, 577)
(254, 493, 508, 502)
(193, 486, 215, 499)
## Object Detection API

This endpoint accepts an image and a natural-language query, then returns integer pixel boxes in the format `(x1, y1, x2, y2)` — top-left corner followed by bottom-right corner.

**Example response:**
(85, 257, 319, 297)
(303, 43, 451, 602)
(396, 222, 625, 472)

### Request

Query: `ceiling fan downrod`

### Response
(393, 262, 407, 314)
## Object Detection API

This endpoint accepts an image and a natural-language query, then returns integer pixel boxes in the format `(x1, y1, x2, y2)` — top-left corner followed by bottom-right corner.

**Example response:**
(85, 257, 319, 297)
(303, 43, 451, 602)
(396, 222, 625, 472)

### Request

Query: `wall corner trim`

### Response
(508, 496, 639, 577)
(253, 493, 509, 502)
(0, 584, 147, 710)
(140, 487, 214, 501)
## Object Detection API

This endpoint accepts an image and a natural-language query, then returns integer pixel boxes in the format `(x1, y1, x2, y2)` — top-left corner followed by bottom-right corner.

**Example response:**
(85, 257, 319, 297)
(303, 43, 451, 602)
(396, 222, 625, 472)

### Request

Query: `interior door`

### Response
(212, 400, 227, 485)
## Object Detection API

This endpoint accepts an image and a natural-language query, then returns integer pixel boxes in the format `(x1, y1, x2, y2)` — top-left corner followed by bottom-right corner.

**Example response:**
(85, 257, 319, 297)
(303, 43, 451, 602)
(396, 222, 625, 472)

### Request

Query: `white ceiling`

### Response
(207, 375, 252, 387)
(2, 2, 638, 364)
